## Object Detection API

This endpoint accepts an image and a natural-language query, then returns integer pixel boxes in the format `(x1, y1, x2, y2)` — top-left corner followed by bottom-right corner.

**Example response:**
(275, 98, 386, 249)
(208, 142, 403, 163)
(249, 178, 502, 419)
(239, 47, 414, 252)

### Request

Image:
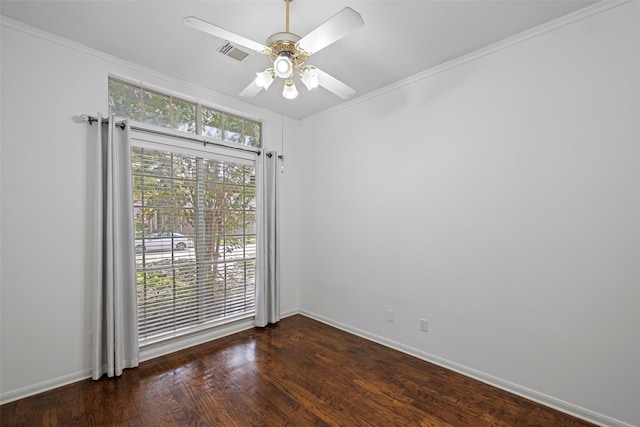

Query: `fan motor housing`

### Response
(266, 32, 308, 68)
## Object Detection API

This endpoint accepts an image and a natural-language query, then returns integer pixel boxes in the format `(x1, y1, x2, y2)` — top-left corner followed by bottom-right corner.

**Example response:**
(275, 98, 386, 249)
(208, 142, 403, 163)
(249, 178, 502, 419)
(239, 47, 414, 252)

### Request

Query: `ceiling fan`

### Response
(184, 0, 364, 100)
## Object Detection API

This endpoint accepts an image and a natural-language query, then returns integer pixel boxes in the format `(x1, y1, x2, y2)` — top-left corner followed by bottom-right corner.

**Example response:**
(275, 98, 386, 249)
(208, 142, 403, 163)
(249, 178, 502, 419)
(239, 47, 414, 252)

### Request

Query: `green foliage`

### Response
(243, 121, 261, 148)
(134, 146, 257, 339)
(132, 147, 255, 246)
(109, 78, 261, 147)
(172, 99, 197, 133)
(113, 76, 261, 339)
(109, 79, 142, 120)
(202, 106, 224, 139)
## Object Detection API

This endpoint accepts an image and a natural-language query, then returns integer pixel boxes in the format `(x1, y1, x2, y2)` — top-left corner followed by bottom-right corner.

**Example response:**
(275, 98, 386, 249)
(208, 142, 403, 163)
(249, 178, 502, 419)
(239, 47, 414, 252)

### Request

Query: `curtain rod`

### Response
(80, 114, 126, 129)
(79, 114, 261, 155)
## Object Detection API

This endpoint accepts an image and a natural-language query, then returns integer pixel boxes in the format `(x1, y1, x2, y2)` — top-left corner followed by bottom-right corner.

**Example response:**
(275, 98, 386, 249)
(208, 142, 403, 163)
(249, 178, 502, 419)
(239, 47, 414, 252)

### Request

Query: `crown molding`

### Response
(2, 0, 632, 124)
(0, 15, 279, 123)
(302, 0, 633, 124)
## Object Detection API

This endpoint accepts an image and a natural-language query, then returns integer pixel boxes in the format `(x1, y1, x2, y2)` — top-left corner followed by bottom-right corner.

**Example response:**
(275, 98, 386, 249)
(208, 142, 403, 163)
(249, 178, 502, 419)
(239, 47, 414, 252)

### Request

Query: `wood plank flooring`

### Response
(1, 315, 596, 426)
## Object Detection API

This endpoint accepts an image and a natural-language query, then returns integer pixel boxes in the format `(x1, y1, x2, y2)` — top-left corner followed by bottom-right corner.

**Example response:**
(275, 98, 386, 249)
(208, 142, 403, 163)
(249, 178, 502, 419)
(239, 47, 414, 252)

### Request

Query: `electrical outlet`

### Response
(420, 319, 429, 332)
(85, 332, 93, 347)
(386, 309, 395, 323)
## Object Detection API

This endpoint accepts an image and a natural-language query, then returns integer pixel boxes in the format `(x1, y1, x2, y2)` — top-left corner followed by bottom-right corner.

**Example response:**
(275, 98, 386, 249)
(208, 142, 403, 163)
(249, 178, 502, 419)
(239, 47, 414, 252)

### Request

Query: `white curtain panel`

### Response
(255, 151, 281, 327)
(92, 115, 139, 379)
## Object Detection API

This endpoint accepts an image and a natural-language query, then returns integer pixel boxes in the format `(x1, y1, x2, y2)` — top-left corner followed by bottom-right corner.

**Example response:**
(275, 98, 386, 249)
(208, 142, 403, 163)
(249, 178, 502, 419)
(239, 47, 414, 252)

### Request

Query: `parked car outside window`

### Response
(135, 232, 192, 253)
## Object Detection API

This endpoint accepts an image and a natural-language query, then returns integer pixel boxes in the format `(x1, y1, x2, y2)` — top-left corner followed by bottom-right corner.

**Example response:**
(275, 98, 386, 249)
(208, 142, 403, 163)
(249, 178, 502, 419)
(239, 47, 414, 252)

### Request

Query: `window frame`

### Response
(109, 76, 262, 149)
(130, 126, 259, 347)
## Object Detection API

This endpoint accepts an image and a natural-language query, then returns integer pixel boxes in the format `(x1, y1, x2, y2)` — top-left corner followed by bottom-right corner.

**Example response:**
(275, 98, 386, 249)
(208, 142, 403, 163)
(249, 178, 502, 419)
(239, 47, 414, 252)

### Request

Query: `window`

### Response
(108, 77, 261, 148)
(109, 76, 262, 345)
(132, 143, 257, 344)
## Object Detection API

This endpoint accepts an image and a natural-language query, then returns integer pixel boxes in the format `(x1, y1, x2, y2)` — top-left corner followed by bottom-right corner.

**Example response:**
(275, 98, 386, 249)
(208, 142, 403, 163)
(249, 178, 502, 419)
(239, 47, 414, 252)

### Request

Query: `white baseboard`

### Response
(1, 312, 300, 406)
(1, 317, 258, 405)
(4, 309, 630, 427)
(1, 369, 93, 405)
(299, 309, 633, 427)
(280, 308, 299, 319)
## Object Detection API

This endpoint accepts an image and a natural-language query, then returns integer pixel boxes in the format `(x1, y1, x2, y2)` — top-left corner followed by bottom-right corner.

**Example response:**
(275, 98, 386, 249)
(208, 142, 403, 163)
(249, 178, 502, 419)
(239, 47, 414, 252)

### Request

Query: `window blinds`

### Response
(131, 140, 256, 344)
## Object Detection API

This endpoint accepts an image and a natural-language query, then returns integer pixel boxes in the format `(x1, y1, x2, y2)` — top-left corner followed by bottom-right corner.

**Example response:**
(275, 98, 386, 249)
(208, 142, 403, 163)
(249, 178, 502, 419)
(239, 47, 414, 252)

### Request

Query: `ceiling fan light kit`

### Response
(273, 54, 295, 78)
(282, 79, 299, 100)
(300, 67, 319, 91)
(255, 69, 276, 90)
(184, 0, 364, 101)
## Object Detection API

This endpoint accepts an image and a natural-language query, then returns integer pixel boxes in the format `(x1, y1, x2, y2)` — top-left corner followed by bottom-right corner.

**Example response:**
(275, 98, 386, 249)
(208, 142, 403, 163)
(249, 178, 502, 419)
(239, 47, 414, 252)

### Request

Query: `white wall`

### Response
(2, 2, 638, 425)
(299, 2, 639, 426)
(0, 19, 301, 401)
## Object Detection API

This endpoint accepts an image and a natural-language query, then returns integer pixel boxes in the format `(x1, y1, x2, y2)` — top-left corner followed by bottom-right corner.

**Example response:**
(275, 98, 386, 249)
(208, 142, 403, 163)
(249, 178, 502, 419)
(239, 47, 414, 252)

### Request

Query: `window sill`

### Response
(139, 315, 255, 363)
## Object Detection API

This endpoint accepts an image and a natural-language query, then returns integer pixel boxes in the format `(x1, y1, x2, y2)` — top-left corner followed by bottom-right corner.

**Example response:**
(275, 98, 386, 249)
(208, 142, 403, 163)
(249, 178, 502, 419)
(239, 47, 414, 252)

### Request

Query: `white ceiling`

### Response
(1, 0, 598, 120)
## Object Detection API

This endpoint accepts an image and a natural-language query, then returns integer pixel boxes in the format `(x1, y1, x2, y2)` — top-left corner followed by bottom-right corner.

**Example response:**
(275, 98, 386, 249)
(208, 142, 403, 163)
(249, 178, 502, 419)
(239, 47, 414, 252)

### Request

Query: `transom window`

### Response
(108, 77, 261, 148)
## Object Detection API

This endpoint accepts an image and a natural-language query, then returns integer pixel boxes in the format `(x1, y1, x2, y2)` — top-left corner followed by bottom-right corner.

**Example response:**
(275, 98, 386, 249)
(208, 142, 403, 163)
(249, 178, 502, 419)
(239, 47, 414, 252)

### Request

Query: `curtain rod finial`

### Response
(77, 114, 99, 125)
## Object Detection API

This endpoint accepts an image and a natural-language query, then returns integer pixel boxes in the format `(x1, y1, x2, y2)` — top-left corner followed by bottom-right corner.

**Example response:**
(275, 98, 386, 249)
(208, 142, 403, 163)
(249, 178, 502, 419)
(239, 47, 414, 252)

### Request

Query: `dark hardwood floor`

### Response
(1, 315, 596, 426)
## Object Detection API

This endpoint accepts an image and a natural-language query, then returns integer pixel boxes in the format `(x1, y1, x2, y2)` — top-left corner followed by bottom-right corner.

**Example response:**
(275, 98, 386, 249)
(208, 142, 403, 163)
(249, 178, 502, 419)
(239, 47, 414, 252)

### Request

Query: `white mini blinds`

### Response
(131, 133, 257, 345)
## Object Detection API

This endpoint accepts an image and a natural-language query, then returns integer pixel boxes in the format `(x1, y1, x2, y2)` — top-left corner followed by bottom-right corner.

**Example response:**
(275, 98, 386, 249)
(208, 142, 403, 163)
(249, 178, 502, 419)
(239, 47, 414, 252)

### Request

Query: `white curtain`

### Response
(92, 115, 139, 379)
(255, 151, 281, 327)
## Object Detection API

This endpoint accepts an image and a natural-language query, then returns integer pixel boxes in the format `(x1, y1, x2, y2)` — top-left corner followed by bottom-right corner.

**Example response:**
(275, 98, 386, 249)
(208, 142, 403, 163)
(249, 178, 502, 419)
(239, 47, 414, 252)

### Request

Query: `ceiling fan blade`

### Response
(239, 79, 263, 98)
(315, 68, 356, 99)
(183, 16, 270, 54)
(297, 7, 364, 55)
